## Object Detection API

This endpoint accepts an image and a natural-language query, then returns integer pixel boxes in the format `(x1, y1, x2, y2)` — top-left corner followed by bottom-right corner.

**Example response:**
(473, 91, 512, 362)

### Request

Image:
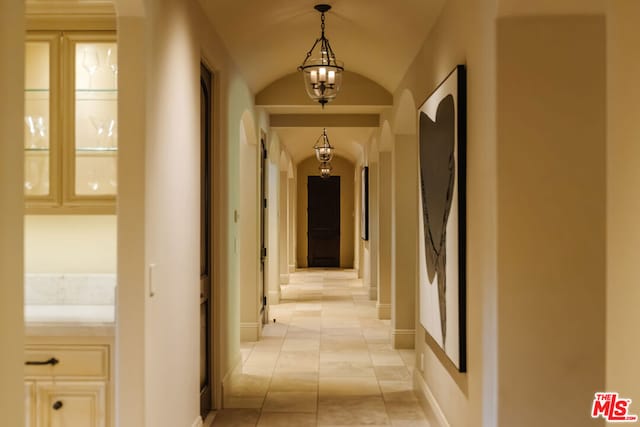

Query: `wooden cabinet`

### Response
(24, 340, 112, 427)
(25, 31, 117, 214)
(35, 381, 106, 427)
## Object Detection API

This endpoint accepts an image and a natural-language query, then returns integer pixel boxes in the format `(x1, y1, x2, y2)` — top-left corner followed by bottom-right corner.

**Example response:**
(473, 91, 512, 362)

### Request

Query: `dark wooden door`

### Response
(308, 176, 340, 267)
(259, 137, 267, 322)
(199, 63, 213, 417)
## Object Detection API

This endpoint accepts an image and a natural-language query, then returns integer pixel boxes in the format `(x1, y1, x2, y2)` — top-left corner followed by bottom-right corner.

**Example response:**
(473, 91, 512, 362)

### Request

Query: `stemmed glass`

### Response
(25, 116, 37, 148)
(24, 116, 46, 148)
(106, 119, 117, 148)
(107, 48, 118, 89)
(82, 49, 99, 89)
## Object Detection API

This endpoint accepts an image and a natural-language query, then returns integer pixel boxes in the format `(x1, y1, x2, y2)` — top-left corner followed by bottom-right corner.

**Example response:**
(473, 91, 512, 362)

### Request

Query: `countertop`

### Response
(25, 305, 115, 337)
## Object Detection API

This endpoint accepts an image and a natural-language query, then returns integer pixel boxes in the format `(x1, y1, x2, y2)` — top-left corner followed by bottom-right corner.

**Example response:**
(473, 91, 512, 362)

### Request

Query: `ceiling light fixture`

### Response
(319, 161, 333, 179)
(298, 4, 344, 108)
(314, 128, 334, 162)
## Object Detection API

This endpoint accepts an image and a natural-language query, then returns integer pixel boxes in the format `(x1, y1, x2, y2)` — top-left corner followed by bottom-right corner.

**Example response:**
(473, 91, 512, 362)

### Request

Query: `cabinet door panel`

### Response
(71, 41, 118, 199)
(25, 36, 59, 205)
(25, 381, 36, 427)
(36, 381, 106, 427)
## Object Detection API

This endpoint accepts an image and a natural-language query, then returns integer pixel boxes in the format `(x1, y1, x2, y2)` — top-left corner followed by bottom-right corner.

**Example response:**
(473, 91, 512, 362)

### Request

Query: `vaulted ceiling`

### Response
(199, 0, 446, 93)
(199, 0, 447, 164)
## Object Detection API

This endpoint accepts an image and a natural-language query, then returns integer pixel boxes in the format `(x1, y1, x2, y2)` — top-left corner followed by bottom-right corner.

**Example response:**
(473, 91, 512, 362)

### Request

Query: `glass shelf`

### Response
(25, 147, 50, 152)
(76, 147, 118, 153)
(25, 89, 50, 93)
(76, 89, 118, 94)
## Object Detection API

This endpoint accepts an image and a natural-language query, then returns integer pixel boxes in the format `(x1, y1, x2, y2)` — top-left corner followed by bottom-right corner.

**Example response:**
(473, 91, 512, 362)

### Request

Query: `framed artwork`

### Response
(361, 166, 369, 241)
(417, 65, 467, 372)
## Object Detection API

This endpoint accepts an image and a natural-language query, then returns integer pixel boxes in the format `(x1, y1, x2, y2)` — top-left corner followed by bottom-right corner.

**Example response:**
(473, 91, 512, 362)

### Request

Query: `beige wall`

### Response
(395, 1, 608, 425)
(238, 113, 261, 341)
(0, 0, 25, 424)
(116, 0, 257, 424)
(25, 215, 116, 273)
(496, 15, 605, 427)
(297, 155, 355, 268)
(607, 0, 640, 404)
(392, 0, 499, 423)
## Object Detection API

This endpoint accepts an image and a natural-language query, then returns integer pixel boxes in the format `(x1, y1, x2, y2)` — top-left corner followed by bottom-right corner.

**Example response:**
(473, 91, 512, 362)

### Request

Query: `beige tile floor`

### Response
(213, 269, 430, 427)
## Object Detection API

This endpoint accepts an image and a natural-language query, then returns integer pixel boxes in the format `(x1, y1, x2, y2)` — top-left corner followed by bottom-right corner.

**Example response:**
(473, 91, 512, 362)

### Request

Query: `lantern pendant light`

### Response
(319, 161, 333, 179)
(314, 128, 334, 162)
(298, 4, 344, 108)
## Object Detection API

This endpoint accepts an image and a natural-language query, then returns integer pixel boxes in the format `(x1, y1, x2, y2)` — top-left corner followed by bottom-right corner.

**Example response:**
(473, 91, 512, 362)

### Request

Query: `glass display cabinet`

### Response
(25, 32, 117, 213)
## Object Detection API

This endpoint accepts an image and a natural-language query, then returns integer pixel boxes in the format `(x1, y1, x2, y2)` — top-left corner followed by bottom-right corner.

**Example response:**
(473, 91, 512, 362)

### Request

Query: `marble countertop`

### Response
(25, 305, 115, 336)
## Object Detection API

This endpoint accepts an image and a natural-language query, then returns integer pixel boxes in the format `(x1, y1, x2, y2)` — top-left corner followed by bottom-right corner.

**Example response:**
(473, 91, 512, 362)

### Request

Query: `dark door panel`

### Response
(308, 176, 340, 267)
(200, 63, 212, 417)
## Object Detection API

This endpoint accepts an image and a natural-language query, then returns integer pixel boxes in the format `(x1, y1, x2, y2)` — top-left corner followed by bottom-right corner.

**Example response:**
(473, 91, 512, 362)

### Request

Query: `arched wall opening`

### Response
(296, 155, 355, 269)
(389, 89, 419, 350)
(238, 110, 261, 341)
(278, 149, 292, 287)
(375, 120, 394, 320)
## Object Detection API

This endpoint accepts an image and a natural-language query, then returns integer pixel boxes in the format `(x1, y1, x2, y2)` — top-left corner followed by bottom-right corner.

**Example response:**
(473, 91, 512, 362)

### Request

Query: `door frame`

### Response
(206, 60, 222, 411)
(259, 134, 268, 323)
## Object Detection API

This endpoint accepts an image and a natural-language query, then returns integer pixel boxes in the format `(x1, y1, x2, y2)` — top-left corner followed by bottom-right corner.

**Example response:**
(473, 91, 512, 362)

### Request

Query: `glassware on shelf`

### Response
(88, 116, 117, 148)
(24, 115, 46, 149)
(82, 48, 99, 89)
(89, 115, 106, 147)
(106, 118, 117, 148)
(107, 48, 118, 89)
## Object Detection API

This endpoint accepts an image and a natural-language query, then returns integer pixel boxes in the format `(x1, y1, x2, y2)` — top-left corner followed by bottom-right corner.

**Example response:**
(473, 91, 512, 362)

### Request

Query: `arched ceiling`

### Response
(275, 127, 374, 165)
(199, 0, 446, 93)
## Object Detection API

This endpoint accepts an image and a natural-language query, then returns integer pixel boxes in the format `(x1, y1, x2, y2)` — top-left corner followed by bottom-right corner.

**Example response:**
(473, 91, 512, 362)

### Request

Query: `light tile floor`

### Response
(213, 269, 430, 427)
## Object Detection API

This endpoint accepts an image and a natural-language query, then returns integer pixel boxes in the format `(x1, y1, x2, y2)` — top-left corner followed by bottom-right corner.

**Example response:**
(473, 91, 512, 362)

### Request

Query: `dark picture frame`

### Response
(417, 65, 466, 372)
(361, 166, 369, 241)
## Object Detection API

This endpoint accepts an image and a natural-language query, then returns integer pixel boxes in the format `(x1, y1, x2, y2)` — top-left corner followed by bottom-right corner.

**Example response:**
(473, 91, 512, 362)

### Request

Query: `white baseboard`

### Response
(288, 264, 296, 273)
(240, 322, 260, 342)
(280, 273, 289, 284)
(414, 369, 450, 427)
(191, 416, 203, 427)
(376, 303, 391, 319)
(391, 328, 415, 349)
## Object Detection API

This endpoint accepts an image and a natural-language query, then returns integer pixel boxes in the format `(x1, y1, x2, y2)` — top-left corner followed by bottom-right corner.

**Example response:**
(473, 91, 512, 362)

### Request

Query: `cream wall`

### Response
(116, 0, 258, 424)
(393, 0, 608, 426)
(0, 0, 25, 424)
(606, 0, 640, 405)
(25, 215, 116, 273)
(143, 1, 201, 426)
(297, 155, 355, 268)
(496, 16, 605, 427)
(266, 135, 281, 305)
(238, 113, 260, 341)
(392, 0, 498, 424)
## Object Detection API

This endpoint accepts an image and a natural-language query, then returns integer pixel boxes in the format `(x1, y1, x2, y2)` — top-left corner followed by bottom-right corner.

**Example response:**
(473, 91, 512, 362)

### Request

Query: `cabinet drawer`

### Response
(25, 345, 109, 379)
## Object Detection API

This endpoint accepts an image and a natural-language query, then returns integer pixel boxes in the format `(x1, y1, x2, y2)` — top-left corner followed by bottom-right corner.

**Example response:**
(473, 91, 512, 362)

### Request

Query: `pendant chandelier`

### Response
(314, 128, 334, 162)
(298, 4, 344, 108)
(319, 161, 333, 179)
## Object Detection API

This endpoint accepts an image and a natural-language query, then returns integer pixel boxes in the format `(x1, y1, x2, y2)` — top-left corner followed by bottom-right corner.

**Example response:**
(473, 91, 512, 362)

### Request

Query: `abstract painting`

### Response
(418, 65, 466, 372)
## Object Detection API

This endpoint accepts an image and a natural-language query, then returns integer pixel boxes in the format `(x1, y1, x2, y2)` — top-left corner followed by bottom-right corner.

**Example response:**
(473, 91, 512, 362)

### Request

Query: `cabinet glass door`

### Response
(25, 39, 56, 201)
(73, 41, 117, 197)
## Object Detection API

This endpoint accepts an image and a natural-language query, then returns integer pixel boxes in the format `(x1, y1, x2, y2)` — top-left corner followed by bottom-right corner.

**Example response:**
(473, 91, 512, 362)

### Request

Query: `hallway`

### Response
(214, 270, 429, 426)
